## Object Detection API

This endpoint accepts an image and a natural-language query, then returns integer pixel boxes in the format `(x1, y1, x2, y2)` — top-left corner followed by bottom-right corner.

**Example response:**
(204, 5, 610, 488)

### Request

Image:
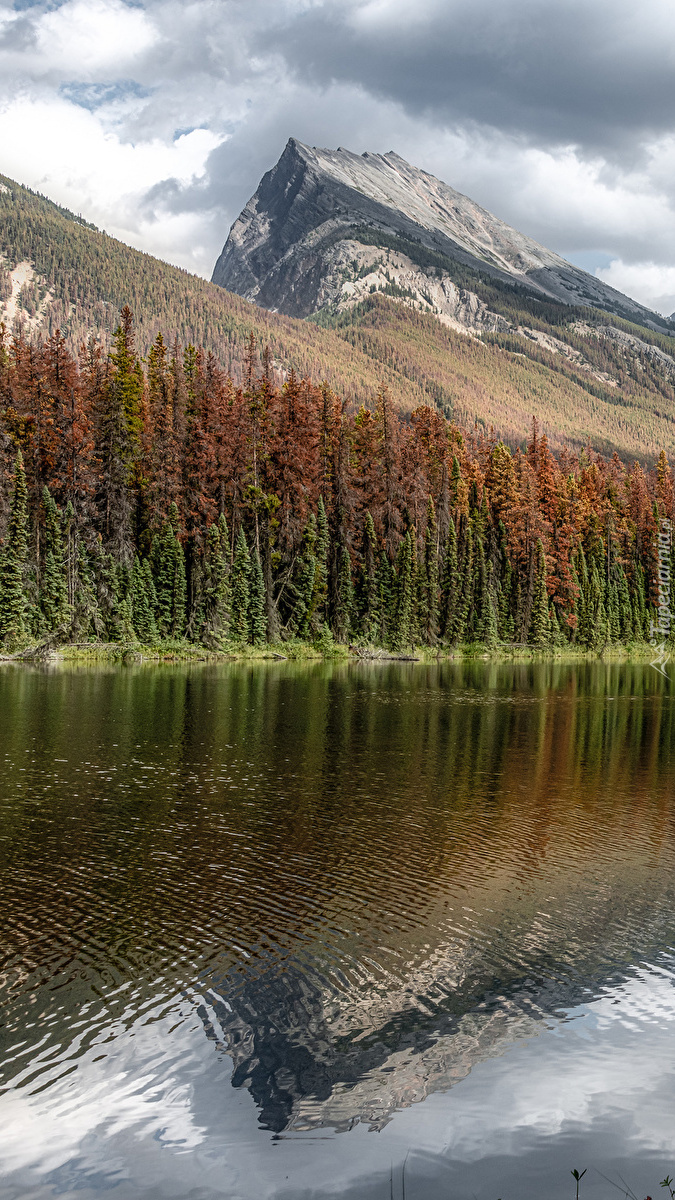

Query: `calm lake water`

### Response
(1, 659, 675, 1200)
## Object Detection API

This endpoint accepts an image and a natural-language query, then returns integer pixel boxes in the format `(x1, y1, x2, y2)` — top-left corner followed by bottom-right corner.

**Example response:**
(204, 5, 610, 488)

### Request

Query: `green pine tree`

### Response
(151, 502, 186, 639)
(357, 511, 379, 642)
(286, 516, 317, 638)
(590, 563, 608, 647)
(576, 548, 592, 647)
(0, 451, 29, 645)
(96, 552, 130, 641)
(497, 522, 514, 642)
(549, 603, 566, 647)
(471, 535, 489, 644)
(633, 563, 648, 642)
(528, 539, 551, 646)
(424, 498, 439, 645)
(200, 520, 230, 642)
(151, 522, 175, 634)
(452, 526, 473, 644)
(131, 557, 157, 642)
(143, 558, 158, 616)
(72, 540, 103, 639)
(616, 565, 634, 642)
(40, 488, 70, 632)
(314, 497, 329, 627)
(607, 577, 621, 643)
(376, 550, 395, 646)
(230, 528, 251, 643)
(171, 538, 187, 637)
(334, 545, 354, 643)
(450, 456, 461, 507)
(439, 518, 459, 640)
(248, 548, 266, 644)
(391, 532, 413, 650)
(479, 559, 499, 647)
(409, 529, 423, 647)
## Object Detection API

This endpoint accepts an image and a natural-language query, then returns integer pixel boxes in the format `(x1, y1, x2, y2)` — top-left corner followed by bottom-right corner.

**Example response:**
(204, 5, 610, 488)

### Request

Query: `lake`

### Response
(1, 659, 674, 1200)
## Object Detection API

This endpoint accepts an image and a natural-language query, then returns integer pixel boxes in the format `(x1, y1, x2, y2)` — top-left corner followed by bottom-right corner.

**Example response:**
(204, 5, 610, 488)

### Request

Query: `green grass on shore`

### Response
(0, 637, 667, 666)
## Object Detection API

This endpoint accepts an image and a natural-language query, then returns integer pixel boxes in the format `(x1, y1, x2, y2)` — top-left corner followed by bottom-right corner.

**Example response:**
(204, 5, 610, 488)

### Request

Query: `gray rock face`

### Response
(212, 139, 669, 332)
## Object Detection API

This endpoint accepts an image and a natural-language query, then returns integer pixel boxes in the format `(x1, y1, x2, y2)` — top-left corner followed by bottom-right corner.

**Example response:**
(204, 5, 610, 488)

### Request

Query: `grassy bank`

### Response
(0, 637, 668, 666)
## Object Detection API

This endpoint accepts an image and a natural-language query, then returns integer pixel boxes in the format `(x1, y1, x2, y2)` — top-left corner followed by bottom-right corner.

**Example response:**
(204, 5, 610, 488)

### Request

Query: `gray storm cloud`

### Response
(2, 0, 675, 312)
(260, 0, 675, 153)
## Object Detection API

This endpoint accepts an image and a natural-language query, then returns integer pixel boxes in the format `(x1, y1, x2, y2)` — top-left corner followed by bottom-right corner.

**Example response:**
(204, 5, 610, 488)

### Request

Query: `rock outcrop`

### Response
(213, 139, 670, 334)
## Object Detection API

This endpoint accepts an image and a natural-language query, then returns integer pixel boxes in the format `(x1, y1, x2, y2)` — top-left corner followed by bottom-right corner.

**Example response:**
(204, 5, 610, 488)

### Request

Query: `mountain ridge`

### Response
(213, 138, 671, 334)
(5, 165, 675, 461)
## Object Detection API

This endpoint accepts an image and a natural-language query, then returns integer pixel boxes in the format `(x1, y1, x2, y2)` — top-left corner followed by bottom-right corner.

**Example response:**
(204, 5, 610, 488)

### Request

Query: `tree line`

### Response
(0, 306, 672, 651)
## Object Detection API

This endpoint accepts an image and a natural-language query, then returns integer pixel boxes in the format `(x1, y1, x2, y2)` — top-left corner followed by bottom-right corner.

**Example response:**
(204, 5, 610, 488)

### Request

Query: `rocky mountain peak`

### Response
(212, 139, 670, 334)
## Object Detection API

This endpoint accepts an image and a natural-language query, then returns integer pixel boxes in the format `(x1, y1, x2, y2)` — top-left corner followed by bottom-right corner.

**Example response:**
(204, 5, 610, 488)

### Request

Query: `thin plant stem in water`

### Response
(572, 1168, 587, 1200)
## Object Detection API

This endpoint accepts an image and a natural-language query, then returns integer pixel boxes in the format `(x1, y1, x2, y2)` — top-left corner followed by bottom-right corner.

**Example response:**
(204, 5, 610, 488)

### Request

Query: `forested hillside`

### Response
(0, 309, 672, 654)
(0, 173, 427, 412)
(4, 171, 675, 461)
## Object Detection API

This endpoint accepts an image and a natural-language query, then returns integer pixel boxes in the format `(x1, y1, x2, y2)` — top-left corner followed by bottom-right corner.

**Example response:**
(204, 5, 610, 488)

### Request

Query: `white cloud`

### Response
(0, 0, 675, 299)
(596, 260, 675, 318)
(0, 93, 224, 272)
(35, 0, 157, 77)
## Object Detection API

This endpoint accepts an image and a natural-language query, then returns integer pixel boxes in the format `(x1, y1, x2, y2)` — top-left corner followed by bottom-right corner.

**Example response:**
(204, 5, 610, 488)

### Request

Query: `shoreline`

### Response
(0, 638, 669, 667)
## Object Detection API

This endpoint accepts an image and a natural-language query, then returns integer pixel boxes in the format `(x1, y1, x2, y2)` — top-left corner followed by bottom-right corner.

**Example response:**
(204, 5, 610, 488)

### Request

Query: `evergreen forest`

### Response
(0, 307, 673, 655)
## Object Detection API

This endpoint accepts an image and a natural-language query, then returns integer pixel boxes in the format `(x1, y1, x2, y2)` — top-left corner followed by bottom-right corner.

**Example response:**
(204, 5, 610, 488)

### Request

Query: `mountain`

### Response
(4, 165, 675, 460)
(0, 170, 445, 410)
(213, 139, 671, 334)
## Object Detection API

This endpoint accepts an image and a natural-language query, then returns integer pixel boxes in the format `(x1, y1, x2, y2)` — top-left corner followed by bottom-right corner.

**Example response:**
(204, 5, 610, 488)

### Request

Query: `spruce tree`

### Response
(230, 528, 251, 643)
(424, 498, 439, 645)
(589, 563, 608, 647)
(97, 552, 130, 641)
(152, 502, 186, 639)
(549, 604, 566, 647)
(72, 541, 103, 639)
(450, 455, 461, 507)
(143, 559, 158, 627)
(102, 307, 144, 558)
(116, 595, 135, 641)
(633, 563, 648, 642)
(607, 577, 621, 643)
(409, 529, 423, 647)
(171, 540, 187, 637)
(439, 518, 458, 640)
(334, 545, 354, 643)
(497, 522, 514, 642)
(40, 488, 70, 632)
(452, 527, 473, 644)
(201, 520, 230, 642)
(131, 557, 157, 642)
(576, 548, 592, 647)
(391, 532, 413, 650)
(357, 512, 379, 642)
(0, 451, 29, 645)
(471, 535, 487, 643)
(480, 560, 499, 647)
(111, 562, 135, 641)
(217, 513, 230, 561)
(290, 516, 317, 638)
(248, 548, 266, 644)
(314, 497, 329, 627)
(376, 550, 394, 646)
(528, 539, 551, 646)
(617, 565, 633, 642)
(151, 522, 174, 634)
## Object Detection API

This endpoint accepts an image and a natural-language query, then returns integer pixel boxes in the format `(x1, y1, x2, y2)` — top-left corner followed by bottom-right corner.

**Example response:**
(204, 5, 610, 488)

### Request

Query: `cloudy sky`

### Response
(2, 0, 675, 314)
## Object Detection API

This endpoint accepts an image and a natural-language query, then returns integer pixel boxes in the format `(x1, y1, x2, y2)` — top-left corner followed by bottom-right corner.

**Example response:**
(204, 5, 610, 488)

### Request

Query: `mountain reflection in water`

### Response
(1, 659, 675, 1197)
